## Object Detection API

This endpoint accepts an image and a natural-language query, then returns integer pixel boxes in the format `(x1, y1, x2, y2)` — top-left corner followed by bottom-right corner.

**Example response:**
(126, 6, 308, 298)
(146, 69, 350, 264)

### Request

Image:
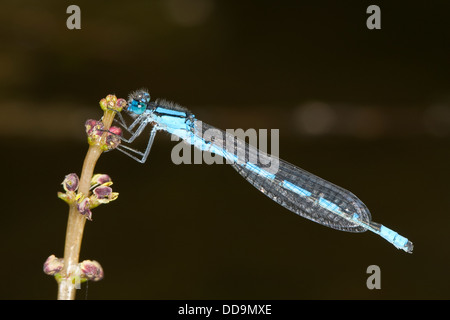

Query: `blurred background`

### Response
(1, 0, 449, 299)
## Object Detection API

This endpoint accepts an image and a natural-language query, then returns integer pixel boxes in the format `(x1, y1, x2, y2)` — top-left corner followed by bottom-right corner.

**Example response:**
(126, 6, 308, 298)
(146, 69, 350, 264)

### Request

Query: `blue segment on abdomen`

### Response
(318, 197, 342, 215)
(159, 115, 189, 130)
(156, 107, 187, 117)
(379, 225, 408, 248)
(281, 180, 312, 197)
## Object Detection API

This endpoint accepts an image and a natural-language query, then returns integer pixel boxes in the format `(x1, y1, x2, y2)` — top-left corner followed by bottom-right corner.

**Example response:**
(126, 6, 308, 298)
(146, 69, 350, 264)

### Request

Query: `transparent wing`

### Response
(198, 122, 372, 232)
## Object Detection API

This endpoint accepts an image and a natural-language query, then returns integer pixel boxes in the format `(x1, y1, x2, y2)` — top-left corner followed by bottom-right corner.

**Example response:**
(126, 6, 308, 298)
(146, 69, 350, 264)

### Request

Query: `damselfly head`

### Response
(127, 89, 151, 115)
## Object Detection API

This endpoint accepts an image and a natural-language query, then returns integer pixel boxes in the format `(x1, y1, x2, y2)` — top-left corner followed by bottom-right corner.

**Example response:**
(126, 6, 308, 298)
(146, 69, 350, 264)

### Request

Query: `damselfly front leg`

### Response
(115, 125, 158, 163)
(104, 114, 152, 144)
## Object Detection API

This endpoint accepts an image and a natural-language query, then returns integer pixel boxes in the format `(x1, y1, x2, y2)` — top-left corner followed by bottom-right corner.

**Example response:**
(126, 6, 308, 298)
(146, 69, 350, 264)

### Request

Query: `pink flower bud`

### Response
(43, 255, 64, 275)
(79, 260, 104, 281)
(76, 196, 93, 221)
(62, 173, 79, 192)
(115, 98, 127, 112)
(91, 174, 112, 187)
(90, 185, 119, 207)
(93, 186, 113, 199)
(105, 126, 122, 150)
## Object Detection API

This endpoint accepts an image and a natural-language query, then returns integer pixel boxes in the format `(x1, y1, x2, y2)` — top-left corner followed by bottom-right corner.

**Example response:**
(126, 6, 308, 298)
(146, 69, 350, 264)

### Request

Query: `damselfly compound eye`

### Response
(127, 90, 151, 114)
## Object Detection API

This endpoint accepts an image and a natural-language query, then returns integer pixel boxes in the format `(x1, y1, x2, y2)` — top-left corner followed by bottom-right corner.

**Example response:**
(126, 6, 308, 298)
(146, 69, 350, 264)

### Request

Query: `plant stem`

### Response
(57, 109, 116, 300)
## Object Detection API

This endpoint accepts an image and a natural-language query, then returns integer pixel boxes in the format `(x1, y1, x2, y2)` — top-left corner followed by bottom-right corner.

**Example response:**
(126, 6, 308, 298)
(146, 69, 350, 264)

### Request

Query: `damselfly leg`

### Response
(114, 125, 157, 163)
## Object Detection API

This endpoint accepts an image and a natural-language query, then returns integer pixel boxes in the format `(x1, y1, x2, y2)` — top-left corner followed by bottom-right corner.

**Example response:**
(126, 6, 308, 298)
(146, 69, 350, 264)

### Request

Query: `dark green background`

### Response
(1, 1, 449, 299)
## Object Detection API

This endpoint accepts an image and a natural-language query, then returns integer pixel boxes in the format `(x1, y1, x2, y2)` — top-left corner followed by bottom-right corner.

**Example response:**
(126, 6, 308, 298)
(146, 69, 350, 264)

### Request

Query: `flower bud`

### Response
(91, 174, 113, 187)
(43, 255, 64, 276)
(90, 185, 119, 208)
(100, 95, 126, 112)
(85, 119, 104, 145)
(79, 260, 104, 281)
(62, 173, 79, 192)
(76, 195, 93, 221)
(93, 186, 113, 199)
(99, 98, 108, 111)
(115, 98, 127, 112)
(104, 126, 122, 150)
